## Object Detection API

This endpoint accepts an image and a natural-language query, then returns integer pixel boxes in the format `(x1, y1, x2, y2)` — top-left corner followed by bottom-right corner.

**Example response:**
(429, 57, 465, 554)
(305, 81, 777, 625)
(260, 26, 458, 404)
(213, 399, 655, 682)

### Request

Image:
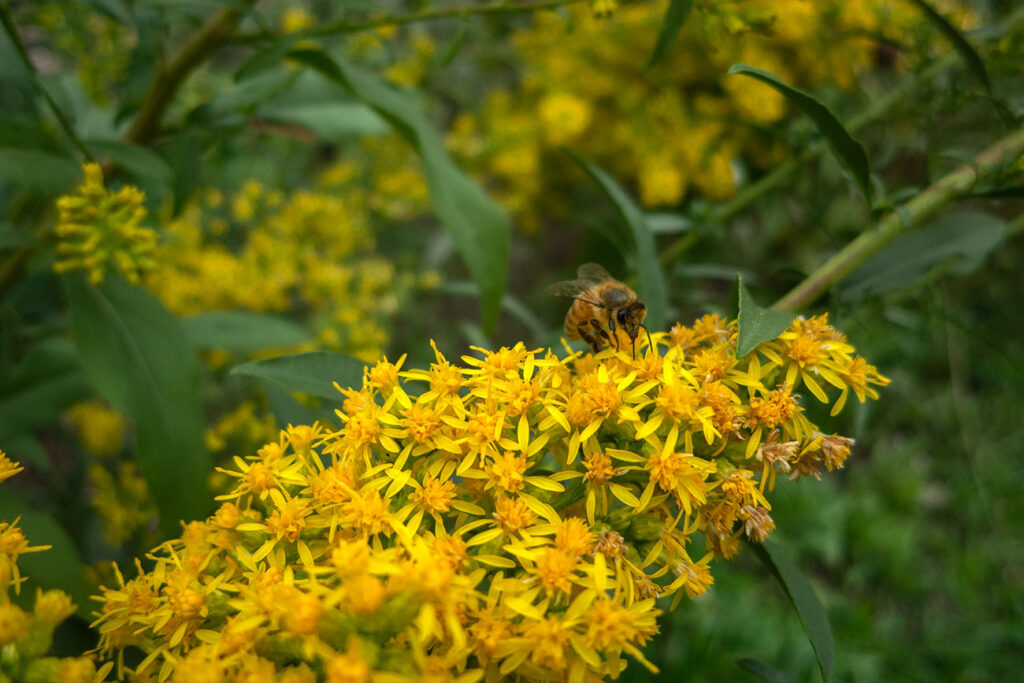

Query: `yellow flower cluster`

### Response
(92, 314, 886, 681)
(448, 0, 972, 220)
(53, 163, 157, 285)
(0, 450, 108, 683)
(147, 173, 409, 362)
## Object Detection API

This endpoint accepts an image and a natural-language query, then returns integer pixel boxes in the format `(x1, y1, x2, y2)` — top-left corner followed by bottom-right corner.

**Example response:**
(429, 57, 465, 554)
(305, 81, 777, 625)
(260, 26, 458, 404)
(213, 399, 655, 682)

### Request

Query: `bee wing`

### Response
(546, 279, 605, 308)
(577, 263, 615, 283)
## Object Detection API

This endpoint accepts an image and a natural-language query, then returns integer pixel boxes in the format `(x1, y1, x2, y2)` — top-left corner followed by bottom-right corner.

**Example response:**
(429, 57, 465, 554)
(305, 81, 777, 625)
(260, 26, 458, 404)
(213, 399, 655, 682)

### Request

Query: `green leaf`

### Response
(288, 48, 510, 333)
(647, 0, 694, 68)
(840, 211, 1007, 300)
(85, 139, 173, 183)
(181, 311, 311, 352)
(232, 351, 368, 400)
(565, 150, 668, 332)
(0, 338, 91, 443)
(737, 657, 798, 683)
(0, 493, 93, 619)
(438, 18, 471, 67)
(728, 64, 873, 206)
(646, 211, 693, 235)
(257, 100, 389, 141)
(262, 383, 320, 429)
(750, 540, 835, 682)
(0, 148, 79, 195)
(234, 35, 299, 82)
(908, 0, 990, 93)
(65, 275, 210, 538)
(736, 277, 795, 358)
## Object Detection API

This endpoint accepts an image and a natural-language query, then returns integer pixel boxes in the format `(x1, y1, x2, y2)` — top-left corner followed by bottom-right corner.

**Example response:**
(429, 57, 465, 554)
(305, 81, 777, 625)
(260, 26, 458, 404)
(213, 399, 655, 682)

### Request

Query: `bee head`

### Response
(617, 301, 647, 339)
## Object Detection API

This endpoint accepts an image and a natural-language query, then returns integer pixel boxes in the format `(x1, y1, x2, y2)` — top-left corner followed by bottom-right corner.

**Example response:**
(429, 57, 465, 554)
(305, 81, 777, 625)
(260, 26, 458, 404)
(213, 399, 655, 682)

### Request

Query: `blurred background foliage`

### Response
(0, 0, 1022, 680)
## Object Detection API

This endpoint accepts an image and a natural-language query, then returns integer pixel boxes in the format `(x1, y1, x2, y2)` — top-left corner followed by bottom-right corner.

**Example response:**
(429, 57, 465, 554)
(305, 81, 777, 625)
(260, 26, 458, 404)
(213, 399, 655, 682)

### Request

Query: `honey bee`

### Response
(546, 263, 651, 357)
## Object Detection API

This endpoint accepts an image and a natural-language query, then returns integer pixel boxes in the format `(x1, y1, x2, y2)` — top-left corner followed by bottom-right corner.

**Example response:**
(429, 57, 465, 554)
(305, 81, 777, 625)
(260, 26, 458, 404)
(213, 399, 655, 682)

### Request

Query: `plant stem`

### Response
(773, 125, 1024, 312)
(125, 4, 250, 145)
(235, 0, 587, 43)
(0, 2, 92, 160)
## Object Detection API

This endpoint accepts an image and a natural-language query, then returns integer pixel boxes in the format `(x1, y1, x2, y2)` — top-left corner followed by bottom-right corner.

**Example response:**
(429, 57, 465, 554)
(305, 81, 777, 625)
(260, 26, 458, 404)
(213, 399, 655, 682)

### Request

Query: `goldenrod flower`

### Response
(53, 163, 156, 285)
(93, 315, 885, 680)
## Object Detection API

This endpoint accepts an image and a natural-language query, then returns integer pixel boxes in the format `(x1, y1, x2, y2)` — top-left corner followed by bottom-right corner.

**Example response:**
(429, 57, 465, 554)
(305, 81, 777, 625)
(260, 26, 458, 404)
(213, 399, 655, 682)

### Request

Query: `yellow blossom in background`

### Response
(449, 0, 975, 221)
(93, 315, 885, 681)
(53, 163, 156, 285)
(147, 158, 417, 362)
(69, 401, 127, 459)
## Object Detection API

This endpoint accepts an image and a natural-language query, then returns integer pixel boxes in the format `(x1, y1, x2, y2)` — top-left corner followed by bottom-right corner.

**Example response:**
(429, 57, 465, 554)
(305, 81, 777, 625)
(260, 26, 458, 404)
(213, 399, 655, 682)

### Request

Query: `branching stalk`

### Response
(773, 125, 1024, 312)
(125, 4, 251, 145)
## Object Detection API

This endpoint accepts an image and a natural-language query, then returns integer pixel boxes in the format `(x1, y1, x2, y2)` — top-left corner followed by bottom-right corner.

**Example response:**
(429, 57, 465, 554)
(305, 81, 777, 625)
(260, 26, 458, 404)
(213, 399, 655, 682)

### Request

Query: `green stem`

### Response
(235, 0, 587, 43)
(125, 4, 250, 145)
(658, 52, 958, 267)
(0, 2, 92, 160)
(773, 125, 1024, 312)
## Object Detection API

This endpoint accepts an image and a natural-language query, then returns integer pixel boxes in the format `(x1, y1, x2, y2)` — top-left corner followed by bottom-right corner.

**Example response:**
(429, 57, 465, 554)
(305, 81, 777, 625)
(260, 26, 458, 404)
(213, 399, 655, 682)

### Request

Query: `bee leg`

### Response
(607, 318, 621, 352)
(592, 319, 615, 353)
(576, 322, 602, 354)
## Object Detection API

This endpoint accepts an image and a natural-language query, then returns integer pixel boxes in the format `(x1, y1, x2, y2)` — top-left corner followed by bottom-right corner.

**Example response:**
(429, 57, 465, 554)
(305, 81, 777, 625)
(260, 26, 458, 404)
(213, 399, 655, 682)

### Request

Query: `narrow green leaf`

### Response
(840, 211, 1007, 300)
(65, 275, 210, 538)
(439, 17, 471, 67)
(256, 100, 389, 140)
(647, 0, 694, 68)
(737, 658, 798, 683)
(565, 150, 668, 332)
(0, 148, 79, 194)
(234, 35, 299, 82)
(181, 311, 311, 352)
(0, 493, 94, 619)
(0, 338, 91, 443)
(85, 138, 173, 183)
(288, 48, 510, 333)
(729, 64, 873, 205)
(750, 540, 835, 682)
(736, 277, 795, 358)
(646, 211, 693, 235)
(232, 351, 368, 399)
(907, 0, 990, 93)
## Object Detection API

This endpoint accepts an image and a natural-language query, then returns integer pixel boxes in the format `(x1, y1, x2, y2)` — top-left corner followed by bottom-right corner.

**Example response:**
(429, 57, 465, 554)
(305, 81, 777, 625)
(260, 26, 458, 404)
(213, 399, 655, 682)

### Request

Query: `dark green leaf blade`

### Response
(65, 275, 211, 538)
(564, 150, 668, 332)
(288, 48, 510, 333)
(0, 338, 91, 443)
(647, 0, 694, 68)
(840, 211, 1007, 300)
(234, 35, 298, 82)
(85, 139, 173, 183)
(0, 148, 79, 194)
(736, 277, 795, 358)
(737, 657, 798, 683)
(729, 64, 873, 205)
(908, 0, 990, 93)
(232, 351, 368, 400)
(181, 311, 311, 352)
(750, 540, 835, 682)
